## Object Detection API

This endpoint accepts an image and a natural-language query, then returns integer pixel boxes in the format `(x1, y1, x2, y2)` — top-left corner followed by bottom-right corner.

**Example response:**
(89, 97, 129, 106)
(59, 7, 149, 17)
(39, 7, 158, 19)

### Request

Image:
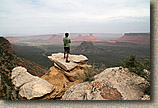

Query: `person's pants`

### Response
(64, 47, 70, 53)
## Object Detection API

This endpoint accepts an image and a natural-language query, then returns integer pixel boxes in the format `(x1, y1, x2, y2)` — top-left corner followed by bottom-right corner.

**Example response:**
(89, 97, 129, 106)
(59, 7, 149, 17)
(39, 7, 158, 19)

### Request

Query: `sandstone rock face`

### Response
(48, 53, 88, 71)
(41, 66, 69, 99)
(63, 65, 91, 82)
(62, 67, 150, 100)
(40, 65, 86, 99)
(11, 66, 55, 100)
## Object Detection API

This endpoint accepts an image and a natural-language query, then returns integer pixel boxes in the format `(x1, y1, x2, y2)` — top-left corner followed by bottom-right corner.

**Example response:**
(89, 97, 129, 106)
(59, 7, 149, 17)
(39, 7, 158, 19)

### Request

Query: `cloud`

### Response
(0, 0, 150, 35)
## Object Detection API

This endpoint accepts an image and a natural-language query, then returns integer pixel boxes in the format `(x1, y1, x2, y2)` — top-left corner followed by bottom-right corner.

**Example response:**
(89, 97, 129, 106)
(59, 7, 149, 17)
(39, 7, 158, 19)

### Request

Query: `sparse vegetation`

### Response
(121, 55, 150, 81)
(121, 55, 150, 95)
(78, 64, 106, 82)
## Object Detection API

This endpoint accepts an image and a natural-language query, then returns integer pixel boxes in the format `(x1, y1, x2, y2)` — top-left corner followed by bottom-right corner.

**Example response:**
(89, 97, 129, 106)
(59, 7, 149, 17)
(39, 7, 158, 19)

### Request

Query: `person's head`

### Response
(65, 33, 69, 38)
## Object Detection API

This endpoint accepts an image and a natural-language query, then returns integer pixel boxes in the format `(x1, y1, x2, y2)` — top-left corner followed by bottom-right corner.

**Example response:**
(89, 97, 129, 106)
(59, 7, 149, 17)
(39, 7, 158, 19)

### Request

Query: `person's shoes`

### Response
(66, 60, 70, 63)
(64, 56, 66, 59)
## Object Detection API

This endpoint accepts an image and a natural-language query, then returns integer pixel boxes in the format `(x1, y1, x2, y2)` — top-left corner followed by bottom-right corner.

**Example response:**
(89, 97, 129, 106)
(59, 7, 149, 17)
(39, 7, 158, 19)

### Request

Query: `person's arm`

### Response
(63, 38, 66, 46)
(69, 39, 71, 43)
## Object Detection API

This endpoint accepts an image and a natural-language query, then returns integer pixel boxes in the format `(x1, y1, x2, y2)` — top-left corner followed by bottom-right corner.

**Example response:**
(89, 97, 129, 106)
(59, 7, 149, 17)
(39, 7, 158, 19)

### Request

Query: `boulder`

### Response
(11, 66, 38, 88)
(19, 78, 55, 100)
(94, 67, 150, 100)
(62, 82, 91, 100)
(62, 82, 108, 100)
(48, 53, 88, 71)
(11, 66, 55, 100)
(11, 66, 27, 79)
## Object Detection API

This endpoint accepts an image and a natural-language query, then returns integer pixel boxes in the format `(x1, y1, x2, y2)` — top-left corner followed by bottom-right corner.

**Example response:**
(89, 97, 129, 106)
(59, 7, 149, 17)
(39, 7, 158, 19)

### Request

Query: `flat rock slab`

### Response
(69, 55, 88, 63)
(48, 53, 88, 71)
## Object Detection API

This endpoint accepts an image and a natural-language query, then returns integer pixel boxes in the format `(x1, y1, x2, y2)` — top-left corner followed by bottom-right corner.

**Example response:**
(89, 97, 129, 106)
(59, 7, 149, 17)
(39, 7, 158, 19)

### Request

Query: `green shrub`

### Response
(78, 64, 106, 82)
(121, 55, 150, 81)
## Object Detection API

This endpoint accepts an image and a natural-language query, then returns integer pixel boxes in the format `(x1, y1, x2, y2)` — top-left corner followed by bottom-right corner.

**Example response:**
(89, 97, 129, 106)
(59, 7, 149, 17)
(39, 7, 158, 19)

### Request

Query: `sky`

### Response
(0, 0, 150, 35)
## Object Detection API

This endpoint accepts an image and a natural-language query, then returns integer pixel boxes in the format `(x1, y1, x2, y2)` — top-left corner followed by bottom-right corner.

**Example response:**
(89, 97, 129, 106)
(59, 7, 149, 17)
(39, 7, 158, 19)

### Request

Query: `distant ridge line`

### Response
(124, 33, 150, 36)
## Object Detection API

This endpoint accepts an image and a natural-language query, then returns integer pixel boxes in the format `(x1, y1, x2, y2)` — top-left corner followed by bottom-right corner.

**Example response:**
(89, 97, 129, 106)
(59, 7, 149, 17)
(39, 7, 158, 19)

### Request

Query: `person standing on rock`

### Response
(63, 32, 71, 63)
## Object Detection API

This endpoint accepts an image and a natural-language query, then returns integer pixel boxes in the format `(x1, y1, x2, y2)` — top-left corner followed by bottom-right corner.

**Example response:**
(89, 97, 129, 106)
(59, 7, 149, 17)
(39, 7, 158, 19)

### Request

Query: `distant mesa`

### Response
(48, 35, 63, 41)
(107, 33, 150, 44)
(5, 33, 123, 44)
(5, 33, 149, 44)
(72, 34, 101, 42)
(47, 34, 101, 42)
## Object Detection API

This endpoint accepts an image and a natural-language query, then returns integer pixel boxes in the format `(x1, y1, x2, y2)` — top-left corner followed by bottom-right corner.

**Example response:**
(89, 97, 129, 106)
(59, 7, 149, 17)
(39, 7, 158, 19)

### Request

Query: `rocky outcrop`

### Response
(48, 53, 88, 71)
(11, 53, 90, 100)
(10, 53, 150, 100)
(40, 53, 90, 99)
(41, 66, 82, 99)
(11, 66, 55, 100)
(62, 67, 150, 100)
